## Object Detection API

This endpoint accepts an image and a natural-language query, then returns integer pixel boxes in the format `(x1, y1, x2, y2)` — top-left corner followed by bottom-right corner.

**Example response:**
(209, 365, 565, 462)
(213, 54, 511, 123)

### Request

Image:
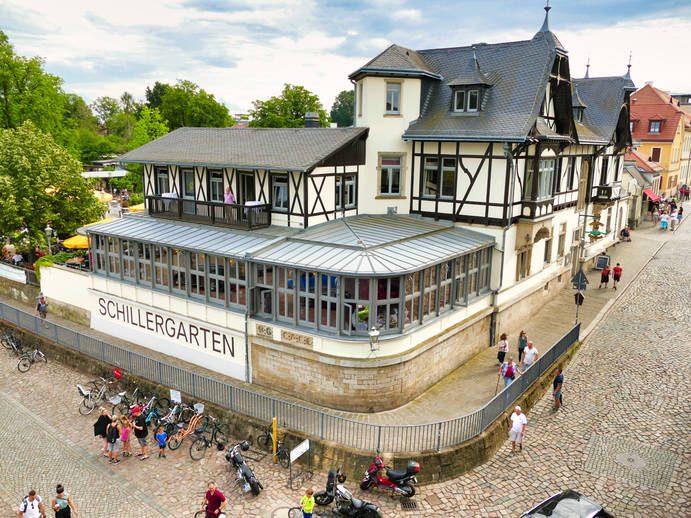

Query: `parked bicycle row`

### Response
(1, 330, 47, 373)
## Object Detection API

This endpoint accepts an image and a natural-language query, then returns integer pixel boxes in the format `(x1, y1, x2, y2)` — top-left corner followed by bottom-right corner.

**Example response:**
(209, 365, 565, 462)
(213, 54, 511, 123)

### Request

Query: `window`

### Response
(343, 278, 369, 335)
(336, 175, 356, 210)
(404, 272, 421, 328)
(276, 267, 295, 322)
(478, 248, 491, 293)
(94, 235, 106, 273)
(271, 174, 289, 212)
(466, 253, 478, 299)
(600, 157, 609, 185)
(380, 156, 401, 195)
(467, 90, 479, 111)
(209, 170, 223, 202)
(526, 159, 556, 200)
(153, 246, 169, 288)
(297, 270, 317, 326)
(516, 248, 530, 281)
(170, 249, 187, 294)
(557, 224, 566, 257)
(441, 158, 456, 198)
(573, 108, 583, 122)
(136, 243, 152, 285)
(567, 157, 576, 190)
(650, 147, 661, 162)
(453, 90, 466, 112)
(554, 158, 562, 193)
(207, 255, 225, 304)
(613, 156, 620, 181)
(181, 168, 195, 198)
(375, 277, 401, 331)
(121, 240, 135, 280)
(438, 261, 453, 311)
(421, 266, 438, 319)
(189, 252, 205, 299)
(228, 259, 246, 307)
(156, 167, 169, 195)
(649, 120, 661, 134)
(107, 237, 120, 276)
(385, 83, 400, 114)
(254, 264, 273, 317)
(423, 157, 439, 197)
(543, 239, 552, 264)
(320, 274, 339, 331)
(454, 255, 467, 305)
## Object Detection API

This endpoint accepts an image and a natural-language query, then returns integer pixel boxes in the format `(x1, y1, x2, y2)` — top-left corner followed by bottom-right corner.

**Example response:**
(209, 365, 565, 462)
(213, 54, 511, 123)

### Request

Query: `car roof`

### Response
(521, 490, 607, 518)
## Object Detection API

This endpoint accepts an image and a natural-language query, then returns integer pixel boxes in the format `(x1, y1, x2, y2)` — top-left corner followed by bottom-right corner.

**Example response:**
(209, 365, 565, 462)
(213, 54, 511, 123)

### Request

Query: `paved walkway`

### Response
(0, 207, 688, 517)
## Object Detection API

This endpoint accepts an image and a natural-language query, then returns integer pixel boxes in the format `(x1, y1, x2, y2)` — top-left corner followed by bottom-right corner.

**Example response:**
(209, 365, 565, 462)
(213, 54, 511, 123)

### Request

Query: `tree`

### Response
(145, 81, 170, 110)
(120, 91, 136, 139)
(0, 30, 67, 137)
(90, 96, 120, 128)
(128, 107, 169, 151)
(330, 90, 354, 127)
(0, 121, 103, 247)
(249, 84, 329, 128)
(159, 80, 231, 129)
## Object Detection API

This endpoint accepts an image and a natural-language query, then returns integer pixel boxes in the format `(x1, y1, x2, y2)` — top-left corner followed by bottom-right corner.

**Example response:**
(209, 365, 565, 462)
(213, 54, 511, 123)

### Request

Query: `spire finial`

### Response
(625, 51, 632, 79)
(585, 56, 590, 78)
(539, 0, 552, 32)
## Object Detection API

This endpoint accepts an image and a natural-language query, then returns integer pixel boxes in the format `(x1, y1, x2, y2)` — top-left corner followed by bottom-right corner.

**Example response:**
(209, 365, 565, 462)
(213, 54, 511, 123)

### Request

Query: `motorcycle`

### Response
(360, 454, 419, 498)
(314, 469, 381, 518)
(225, 441, 263, 495)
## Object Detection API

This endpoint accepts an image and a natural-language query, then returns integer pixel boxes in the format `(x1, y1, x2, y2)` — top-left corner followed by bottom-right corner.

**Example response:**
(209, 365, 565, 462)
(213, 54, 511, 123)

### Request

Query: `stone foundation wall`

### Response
(251, 310, 492, 413)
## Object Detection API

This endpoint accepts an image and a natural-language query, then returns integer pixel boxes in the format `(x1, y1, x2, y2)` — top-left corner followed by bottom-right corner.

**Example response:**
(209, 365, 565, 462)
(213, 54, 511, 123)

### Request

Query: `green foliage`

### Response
(34, 250, 86, 279)
(145, 81, 170, 110)
(249, 84, 329, 128)
(109, 171, 142, 193)
(128, 107, 169, 151)
(330, 89, 354, 127)
(90, 96, 120, 127)
(0, 121, 103, 248)
(129, 192, 144, 205)
(159, 80, 231, 130)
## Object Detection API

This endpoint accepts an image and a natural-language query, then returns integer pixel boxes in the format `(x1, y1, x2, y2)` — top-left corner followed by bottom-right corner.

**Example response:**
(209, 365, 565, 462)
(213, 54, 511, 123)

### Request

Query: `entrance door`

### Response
(239, 172, 255, 204)
(181, 168, 195, 214)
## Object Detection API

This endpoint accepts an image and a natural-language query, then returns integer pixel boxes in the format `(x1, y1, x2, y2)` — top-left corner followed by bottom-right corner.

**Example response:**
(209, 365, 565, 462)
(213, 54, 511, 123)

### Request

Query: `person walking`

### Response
(51, 485, 77, 517)
(93, 407, 111, 456)
(200, 481, 227, 517)
(670, 209, 678, 231)
(18, 490, 45, 518)
(106, 416, 121, 464)
(612, 263, 623, 290)
(599, 264, 611, 288)
(131, 407, 150, 460)
(300, 488, 316, 518)
(509, 406, 527, 454)
(660, 211, 669, 230)
(496, 333, 509, 366)
(119, 415, 132, 457)
(498, 356, 521, 387)
(522, 341, 539, 370)
(518, 331, 528, 363)
(156, 426, 167, 458)
(552, 368, 564, 412)
(35, 294, 48, 327)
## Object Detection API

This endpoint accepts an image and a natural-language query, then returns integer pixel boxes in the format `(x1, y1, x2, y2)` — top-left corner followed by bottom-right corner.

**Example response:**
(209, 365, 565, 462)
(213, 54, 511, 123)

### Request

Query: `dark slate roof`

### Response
(572, 75, 635, 143)
(349, 44, 441, 81)
(118, 127, 369, 172)
(447, 54, 493, 86)
(572, 84, 587, 108)
(403, 37, 559, 141)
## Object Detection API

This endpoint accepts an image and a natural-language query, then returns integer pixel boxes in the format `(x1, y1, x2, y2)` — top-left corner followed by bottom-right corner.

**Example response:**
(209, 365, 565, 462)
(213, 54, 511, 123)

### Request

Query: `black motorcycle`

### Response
(314, 469, 381, 518)
(225, 441, 262, 495)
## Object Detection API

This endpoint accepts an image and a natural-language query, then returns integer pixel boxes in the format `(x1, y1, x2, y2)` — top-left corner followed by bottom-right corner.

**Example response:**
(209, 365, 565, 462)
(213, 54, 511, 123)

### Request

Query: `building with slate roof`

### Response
(40, 6, 636, 412)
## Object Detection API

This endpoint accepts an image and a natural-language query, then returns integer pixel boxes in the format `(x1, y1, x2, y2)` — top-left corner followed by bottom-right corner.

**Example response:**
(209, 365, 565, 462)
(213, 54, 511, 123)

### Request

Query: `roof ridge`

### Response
(416, 38, 533, 54)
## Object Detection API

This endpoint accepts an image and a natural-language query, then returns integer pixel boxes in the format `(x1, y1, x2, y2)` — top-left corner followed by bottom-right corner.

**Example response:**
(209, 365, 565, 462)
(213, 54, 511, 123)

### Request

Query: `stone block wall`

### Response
(251, 311, 491, 412)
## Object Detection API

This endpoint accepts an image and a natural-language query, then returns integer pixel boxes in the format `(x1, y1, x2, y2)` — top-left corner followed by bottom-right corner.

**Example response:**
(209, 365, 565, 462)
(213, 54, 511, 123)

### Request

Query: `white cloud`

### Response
(392, 9, 422, 22)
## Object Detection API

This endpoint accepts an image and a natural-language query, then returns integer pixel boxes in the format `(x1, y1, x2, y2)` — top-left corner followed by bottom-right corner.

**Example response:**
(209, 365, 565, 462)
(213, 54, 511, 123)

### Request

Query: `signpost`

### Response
(571, 269, 589, 324)
(288, 438, 313, 489)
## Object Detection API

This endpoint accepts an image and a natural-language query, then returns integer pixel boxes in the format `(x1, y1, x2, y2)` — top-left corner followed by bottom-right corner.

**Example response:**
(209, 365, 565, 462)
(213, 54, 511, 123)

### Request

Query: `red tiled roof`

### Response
(625, 149, 663, 173)
(630, 84, 685, 142)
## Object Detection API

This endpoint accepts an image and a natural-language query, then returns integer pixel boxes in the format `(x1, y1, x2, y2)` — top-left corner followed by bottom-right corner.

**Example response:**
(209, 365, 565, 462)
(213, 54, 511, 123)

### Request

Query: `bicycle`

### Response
(257, 423, 290, 469)
(77, 377, 121, 415)
(17, 347, 47, 373)
(2, 332, 24, 356)
(168, 403, 208, 450)
(138, 395, 171, 429)
(158, 402, 190, 437)
(189, 416, 230, 460)
(194, 507, 226, 518)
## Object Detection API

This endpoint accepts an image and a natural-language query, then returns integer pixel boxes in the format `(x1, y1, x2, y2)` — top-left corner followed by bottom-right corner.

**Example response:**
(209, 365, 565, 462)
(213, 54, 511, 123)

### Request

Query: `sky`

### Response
(2, 0, 691, 114)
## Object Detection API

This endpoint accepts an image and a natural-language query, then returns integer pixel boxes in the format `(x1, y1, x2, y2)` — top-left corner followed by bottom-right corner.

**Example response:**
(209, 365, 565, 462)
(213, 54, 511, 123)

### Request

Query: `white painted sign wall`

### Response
(290, 438, 310, 464)
(0, 263, 26, 284)
(90, 292, 246, 381)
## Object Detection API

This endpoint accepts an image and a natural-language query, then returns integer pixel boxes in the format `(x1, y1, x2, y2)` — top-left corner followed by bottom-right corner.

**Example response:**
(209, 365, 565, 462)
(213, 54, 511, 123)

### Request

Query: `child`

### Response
(156, 426, 167, 458)
(300, 488, 315, 518)
(119, 415, 132, 457)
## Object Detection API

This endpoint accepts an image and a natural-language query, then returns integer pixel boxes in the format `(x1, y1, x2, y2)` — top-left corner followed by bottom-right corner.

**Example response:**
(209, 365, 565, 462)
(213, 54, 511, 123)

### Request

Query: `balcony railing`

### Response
(146, 195, 271, 230)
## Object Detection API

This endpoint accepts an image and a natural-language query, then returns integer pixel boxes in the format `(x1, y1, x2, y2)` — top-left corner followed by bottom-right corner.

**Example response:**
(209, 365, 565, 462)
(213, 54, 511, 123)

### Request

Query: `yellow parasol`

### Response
(63, 235, 89, 249)
(128, 202, 145, 212)
(93, 190, 113, 202)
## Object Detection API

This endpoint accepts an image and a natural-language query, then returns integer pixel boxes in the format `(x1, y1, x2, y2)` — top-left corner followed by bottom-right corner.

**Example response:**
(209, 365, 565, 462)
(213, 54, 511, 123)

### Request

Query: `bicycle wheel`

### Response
(249, 478, 261, 496)
(214, 423, 230, 447)
(79, 396, 95, 415)
(277, 448, 290, 469)
(17, 357, 31, 373)
(189, 436, 208, 460)
(288, 507, 303, 518)
(1, 336, 12, 350)
(195, 415, 209, 434)
(167, 431, 184, 450)
(257, 433, 272, 452)
(154, 397, 170, 414)
(164, 421, 178, 437)
(179, 407, 195, 424)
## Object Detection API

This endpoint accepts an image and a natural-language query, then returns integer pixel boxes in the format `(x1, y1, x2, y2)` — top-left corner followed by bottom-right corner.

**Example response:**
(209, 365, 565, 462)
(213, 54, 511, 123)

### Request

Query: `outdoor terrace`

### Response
(146, 195, 271, 230)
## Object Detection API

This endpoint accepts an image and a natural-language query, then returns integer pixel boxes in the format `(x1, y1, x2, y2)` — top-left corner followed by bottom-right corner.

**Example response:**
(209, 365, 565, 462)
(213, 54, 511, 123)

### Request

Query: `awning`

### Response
(643, 189, 660, 202)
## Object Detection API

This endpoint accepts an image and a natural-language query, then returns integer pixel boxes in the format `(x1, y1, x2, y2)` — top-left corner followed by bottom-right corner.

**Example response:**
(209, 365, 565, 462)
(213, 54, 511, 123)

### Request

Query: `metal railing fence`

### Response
(0, 300, 579, 453)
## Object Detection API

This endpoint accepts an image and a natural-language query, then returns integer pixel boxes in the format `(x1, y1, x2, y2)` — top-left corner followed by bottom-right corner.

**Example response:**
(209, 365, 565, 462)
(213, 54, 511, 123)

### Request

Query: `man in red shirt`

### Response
(201, 481, 227, 517)
(612, 263, 623, 290)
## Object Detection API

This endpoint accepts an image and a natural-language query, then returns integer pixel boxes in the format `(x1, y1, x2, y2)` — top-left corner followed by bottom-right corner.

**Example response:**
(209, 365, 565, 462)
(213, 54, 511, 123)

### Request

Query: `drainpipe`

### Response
(244, 309, 250, 383)
(489, 143, 518, 347)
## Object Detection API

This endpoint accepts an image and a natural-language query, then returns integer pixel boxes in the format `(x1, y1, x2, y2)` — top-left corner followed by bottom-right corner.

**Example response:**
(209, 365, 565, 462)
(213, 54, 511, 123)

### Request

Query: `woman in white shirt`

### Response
(497, 333, 509, 366)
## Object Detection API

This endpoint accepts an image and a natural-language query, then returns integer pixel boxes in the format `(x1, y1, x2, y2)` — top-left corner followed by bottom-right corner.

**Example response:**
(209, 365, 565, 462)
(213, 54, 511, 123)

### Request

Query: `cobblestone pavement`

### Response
(0, 211, 689, 517)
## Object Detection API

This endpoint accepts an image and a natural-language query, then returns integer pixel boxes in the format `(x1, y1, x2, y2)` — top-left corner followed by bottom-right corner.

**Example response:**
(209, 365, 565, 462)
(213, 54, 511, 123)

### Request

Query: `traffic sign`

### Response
(571, 270, 589, 290)
(574, 292, 585, 306)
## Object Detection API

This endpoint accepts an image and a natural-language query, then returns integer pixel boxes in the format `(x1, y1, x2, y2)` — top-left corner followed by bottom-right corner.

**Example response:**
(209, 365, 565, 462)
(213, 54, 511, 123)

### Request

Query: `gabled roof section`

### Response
(630, 84, 685, 142)
(447, 53, 493, 87)
(625, 149, 663, 173)
(572, 74, 635, 143)
(349, 44, 442, 81)
(118, 127, 369, 172)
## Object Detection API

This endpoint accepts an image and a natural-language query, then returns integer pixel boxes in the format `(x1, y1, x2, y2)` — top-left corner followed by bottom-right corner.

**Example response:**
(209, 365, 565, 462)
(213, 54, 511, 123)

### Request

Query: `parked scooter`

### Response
(225, 441, 263, 495)
(314, 469, 381, 518)
(360, 454, 419, 497)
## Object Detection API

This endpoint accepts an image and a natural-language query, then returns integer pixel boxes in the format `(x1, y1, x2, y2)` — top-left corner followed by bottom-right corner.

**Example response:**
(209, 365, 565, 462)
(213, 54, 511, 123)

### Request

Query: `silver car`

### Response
(521, 490, 614, 518)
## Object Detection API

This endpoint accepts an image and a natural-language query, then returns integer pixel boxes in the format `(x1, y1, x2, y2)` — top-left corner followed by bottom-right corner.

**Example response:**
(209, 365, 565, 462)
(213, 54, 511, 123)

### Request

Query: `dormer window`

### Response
(573, 107, 584, 123)
(649, 120, 661, 134)
(452, 88, 481, 113)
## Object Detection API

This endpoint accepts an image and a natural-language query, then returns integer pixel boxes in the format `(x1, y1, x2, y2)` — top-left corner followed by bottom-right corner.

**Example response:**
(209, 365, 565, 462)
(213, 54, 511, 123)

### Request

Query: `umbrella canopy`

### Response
(63, 235, 89, 249)
(93, 190, 113, 202)
(128, 202, 145, 212)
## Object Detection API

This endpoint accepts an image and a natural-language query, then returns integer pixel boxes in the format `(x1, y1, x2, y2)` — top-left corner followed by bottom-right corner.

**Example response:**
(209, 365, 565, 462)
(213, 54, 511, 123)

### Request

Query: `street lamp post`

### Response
(44, 224, 53, 255)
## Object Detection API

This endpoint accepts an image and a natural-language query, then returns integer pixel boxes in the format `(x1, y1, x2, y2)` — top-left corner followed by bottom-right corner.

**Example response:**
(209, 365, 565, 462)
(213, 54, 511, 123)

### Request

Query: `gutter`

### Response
(402, 135, 525, 143)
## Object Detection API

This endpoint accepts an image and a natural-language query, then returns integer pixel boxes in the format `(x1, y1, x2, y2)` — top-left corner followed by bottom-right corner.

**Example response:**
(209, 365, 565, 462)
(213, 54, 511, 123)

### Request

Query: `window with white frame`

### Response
(336, 175, 356, 209)
(209, 170, 223, 202)
(467, 89, 479, 111)
(136, 242, 152, 285)
(543, 239, 552, 264)
(375, 277, 401, 331)
(525, 159, 556, 200)
(454, 255, 468, 305)
(94, 235, 106, 273)
(404, 271, 421, 328)
(207, 255, 225, 304)
(271, 174, 289, 212)
(107, 237, 120, 276)
(153, 246, 169, 288)
(276, 266, 295, 322)
(298, 270, 317, 326)
(438, 261, 453, 311)
(453, 90, 466, 112)
(649, 120, 661, 134)
(423, 157, 439, 197)
(386, 83, 400, 114)
(254, 263, 273, 317)
(343, 277, 369, 335)
(189, 252, 205, 299)
(121, 240, 135, 280)
(228, 259, 246, 307)
(156, 167, 169, 195)
(171, 249, 187, 294)
(421, 266, 438, 319)
(478, 248, 491, 292)
(320, 273, 339, 332)
(380, 156, 401, 195)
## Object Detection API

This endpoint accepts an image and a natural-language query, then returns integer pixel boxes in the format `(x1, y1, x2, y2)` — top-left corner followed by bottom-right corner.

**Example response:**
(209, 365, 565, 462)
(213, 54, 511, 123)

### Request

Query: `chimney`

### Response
(304, 112, 320, 128)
